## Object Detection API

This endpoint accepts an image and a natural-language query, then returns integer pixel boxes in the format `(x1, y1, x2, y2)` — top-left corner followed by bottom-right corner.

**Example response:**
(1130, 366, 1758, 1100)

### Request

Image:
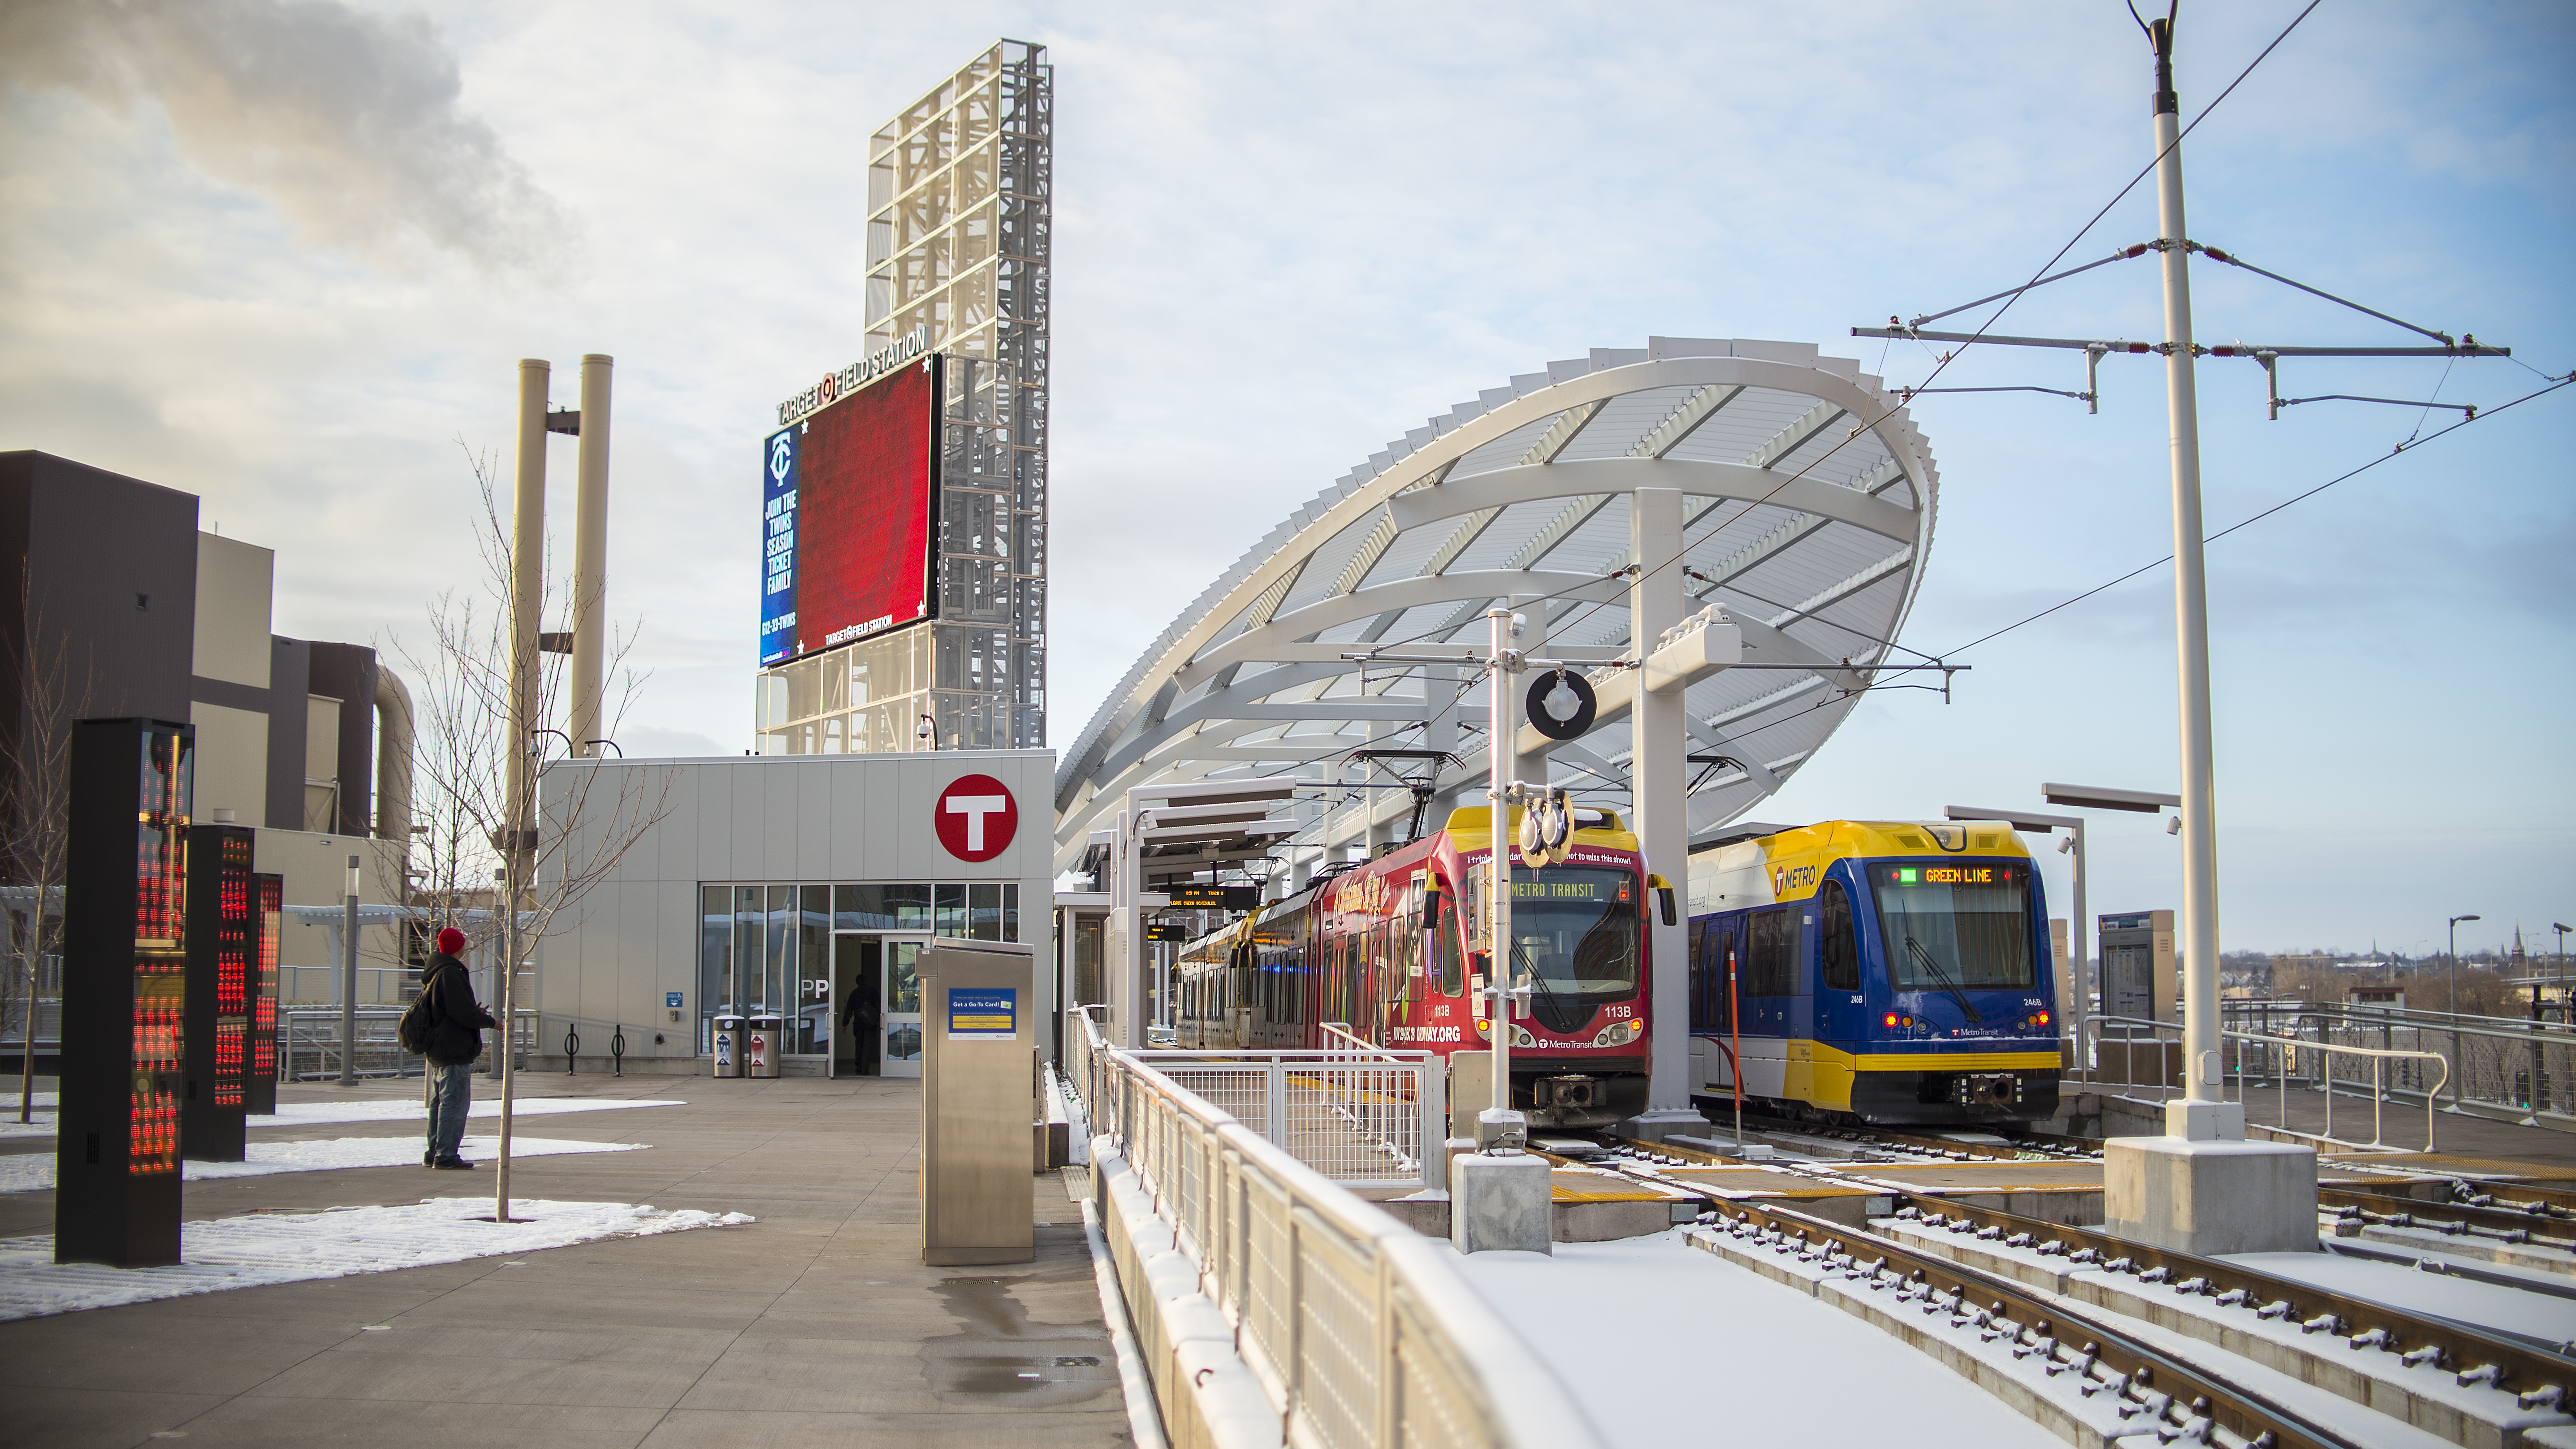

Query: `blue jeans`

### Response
(426, 1061, 474, 1162)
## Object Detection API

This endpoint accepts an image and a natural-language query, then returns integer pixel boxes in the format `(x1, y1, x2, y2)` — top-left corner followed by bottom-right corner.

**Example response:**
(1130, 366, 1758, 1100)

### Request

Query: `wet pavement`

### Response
(0, 1073, 1130, 1449)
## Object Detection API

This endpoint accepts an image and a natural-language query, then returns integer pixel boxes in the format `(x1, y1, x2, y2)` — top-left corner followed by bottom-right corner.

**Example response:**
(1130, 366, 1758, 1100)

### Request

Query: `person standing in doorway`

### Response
(842, 976, 881, 1076)
(421, 927, 498, 1168)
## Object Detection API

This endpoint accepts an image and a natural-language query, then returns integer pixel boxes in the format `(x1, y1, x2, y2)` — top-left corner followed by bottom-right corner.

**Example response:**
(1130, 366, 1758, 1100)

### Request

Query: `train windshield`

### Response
(1870, 861, 2036, 991)
(1506, 867, 1642, 999)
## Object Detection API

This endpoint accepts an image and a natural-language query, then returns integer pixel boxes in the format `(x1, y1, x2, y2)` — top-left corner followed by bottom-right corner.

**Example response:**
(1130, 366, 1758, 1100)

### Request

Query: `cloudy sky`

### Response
(2, 0, 2567, 956)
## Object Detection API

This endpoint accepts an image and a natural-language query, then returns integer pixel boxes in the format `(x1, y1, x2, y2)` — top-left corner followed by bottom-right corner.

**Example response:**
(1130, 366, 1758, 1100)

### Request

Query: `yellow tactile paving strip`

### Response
(1657, 1166, 1875, 1198)
(1824, 1161, 2104, 1192)
(1547, 1168, 1673, 1202)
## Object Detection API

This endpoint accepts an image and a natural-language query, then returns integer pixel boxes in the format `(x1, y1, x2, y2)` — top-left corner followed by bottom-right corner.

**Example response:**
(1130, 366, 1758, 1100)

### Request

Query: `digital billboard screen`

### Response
(760, 354, 940, 666)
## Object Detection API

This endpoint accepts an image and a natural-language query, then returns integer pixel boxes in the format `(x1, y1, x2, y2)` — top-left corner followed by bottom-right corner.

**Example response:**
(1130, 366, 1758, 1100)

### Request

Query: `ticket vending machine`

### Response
(182, 823, 257, 1161)
(920, 939, 1035, 1267)
(56, 718, 192, 1268)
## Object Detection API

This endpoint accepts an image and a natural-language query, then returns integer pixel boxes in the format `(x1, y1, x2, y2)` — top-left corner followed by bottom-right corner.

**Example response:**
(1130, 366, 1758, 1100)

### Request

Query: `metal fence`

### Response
(1116, 1042, 1443, 1194)
(2219, 999, 2576, 1122)
(281, 1007, 538, 1083)
(2083, 1012, 2453, 1150)
(1071, 1010, 1605, 1449)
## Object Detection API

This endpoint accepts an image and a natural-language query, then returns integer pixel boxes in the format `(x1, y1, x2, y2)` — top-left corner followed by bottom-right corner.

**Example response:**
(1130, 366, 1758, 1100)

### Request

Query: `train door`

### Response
(1809, 874, 1865, 1112)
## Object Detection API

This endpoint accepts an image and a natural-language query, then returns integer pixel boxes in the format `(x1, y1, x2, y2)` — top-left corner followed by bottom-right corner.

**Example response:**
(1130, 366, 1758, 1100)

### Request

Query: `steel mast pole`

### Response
(1487, 607, 1516, 1120)
(2146, 18, 2226, 1129)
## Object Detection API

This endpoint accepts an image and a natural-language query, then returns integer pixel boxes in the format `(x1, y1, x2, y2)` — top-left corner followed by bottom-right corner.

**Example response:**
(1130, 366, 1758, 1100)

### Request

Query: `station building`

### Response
(0, 450, 411, 1001)
(528, 748, 1057, 1077)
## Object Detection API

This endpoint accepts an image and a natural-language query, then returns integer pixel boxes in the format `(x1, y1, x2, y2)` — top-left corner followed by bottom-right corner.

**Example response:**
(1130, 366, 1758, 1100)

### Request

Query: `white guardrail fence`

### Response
(1068, 1008, 1607, 1449)
(2082, 1012, 2452, 1151)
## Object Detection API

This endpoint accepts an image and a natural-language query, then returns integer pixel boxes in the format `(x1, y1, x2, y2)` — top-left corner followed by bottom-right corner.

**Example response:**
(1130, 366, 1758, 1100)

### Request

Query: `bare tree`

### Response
(387, 442, 671, 1220)
(1, 582, 92, 1123)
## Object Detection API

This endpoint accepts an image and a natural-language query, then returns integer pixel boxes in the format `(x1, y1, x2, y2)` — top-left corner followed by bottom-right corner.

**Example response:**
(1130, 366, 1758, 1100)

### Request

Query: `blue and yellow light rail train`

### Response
(1686, 820, 2061, 1128)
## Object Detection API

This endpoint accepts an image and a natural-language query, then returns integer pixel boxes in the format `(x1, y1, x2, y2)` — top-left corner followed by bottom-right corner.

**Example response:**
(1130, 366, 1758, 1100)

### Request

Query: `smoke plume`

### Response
(0, 0, 569, 271)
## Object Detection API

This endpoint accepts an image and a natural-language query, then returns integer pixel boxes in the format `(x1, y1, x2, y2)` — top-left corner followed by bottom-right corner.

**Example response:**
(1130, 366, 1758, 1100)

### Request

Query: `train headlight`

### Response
(1882, 1012, 1898, 1030)
(1513, 1027, 1536, 1048)
(1474, 1018, 1491, 1040)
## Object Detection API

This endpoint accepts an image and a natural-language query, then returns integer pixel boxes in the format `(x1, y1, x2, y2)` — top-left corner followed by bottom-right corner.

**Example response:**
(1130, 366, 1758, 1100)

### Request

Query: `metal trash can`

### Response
(712, 1015, 743, 1078)
(747, 1015, 782, 1079)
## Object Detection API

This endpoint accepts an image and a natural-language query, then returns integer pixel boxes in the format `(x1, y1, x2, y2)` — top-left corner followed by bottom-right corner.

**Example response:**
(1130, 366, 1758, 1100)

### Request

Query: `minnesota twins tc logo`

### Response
(769, 434, 794, 484)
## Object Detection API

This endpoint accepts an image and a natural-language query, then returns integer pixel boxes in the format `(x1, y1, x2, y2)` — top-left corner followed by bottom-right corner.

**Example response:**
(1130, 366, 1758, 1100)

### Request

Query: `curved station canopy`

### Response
(1055, 337, 1941, 879)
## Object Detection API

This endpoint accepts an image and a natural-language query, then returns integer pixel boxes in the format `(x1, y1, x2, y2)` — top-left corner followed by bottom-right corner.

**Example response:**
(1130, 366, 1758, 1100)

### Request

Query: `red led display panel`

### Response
(184, 826, 256, 1159)
(759, 357, 939, 665)
(246, 873, 281, 1115)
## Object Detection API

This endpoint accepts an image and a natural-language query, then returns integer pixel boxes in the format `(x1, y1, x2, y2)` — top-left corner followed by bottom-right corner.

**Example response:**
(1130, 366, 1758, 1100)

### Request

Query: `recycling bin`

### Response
(712, 1014, 744, 1078)
(748, 1015, 782, 1079)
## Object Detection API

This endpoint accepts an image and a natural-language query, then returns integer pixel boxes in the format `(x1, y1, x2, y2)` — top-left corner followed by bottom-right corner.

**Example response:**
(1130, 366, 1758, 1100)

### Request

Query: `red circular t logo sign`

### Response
(934, 774, 1017, 862)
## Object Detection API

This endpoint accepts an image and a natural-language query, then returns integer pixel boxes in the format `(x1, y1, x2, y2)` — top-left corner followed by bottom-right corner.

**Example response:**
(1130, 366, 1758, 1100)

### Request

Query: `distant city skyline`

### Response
(0, 1, 2564, 952)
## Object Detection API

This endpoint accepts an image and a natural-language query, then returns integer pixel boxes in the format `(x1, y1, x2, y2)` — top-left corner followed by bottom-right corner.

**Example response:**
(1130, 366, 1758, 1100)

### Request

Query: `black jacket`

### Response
(421, 954, 497, 1065)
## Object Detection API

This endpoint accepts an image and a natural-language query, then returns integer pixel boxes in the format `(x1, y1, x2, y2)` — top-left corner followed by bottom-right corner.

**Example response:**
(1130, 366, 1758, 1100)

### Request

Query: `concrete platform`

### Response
(0, 1074, 1126, 1449)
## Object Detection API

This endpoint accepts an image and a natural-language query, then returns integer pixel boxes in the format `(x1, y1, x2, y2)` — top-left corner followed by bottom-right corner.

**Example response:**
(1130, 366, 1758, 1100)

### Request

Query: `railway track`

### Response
(1677, 1109, 2101, 1162)
(1576, 1134, 2576, 1440)
(1697, 1197, 2356, 1449)
(1883, 1195, 2576, 1406)
(2322, 1184, 2576, 1253)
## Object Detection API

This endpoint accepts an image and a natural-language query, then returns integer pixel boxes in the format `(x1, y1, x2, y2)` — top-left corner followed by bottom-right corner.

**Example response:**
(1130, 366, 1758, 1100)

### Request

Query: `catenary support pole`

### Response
(1629, 487, 1694, 1131)
(569, 355, 613, 758)
(339, 854, 359, 1086)
(1487, 607, 1515, 1118)
(2147, 20, 2229, 1130)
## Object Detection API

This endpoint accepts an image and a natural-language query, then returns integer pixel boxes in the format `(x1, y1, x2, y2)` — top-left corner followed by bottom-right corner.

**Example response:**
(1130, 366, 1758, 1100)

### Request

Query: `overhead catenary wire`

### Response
(1934, 372, 2575, 661)
(1519, 0, 2323, 661)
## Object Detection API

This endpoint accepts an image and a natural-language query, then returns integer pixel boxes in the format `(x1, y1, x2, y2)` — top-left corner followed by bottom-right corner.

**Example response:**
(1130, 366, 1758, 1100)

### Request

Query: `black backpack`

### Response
(398, 969, 439, 1055)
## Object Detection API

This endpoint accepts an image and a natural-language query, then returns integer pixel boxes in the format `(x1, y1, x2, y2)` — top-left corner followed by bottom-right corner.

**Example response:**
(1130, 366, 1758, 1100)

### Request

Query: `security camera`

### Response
(1508, 612, 1527, 640)
(2165, 815, 2182, 835)
(2055, 836, 2074, 855)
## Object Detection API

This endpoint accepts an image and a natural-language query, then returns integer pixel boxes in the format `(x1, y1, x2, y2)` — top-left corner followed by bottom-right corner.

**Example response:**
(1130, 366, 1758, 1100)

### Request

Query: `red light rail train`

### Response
(1168, 805, 1659, 1129)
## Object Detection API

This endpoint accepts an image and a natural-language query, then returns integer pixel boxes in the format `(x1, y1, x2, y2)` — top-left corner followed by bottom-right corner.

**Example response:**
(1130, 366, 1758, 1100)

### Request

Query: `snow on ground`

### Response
(0, 1135, 642, 1194)
(2232, 1248, 2576, 1345)
(0, 1094, 683, 1140)
(1448, 1227, 2059, 1449)
(0, 1195, 752, 1322)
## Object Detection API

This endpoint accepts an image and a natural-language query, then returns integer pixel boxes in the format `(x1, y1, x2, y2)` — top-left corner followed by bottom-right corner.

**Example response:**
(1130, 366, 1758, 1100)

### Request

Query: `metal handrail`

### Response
(2080, 1012, 2451, 1151)
(1077, 1010, 1607, 1449)
(1318, 1021, 1409, 1060)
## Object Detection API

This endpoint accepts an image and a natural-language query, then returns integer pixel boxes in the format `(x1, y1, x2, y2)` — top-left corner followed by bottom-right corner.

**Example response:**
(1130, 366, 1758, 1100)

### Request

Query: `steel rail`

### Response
(1701, 1198, 2356, 1449)
(2321, 1237, 2576, 1305)
(2320, 1185, 2576, 1251)
(2450, 1179, 2576, 1220)
(1884, 1195, 2575, 1417)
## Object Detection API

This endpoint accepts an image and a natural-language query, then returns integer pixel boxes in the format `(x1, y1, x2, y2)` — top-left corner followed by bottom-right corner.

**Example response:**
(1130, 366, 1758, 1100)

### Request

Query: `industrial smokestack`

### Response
(569, 354, 612, 758)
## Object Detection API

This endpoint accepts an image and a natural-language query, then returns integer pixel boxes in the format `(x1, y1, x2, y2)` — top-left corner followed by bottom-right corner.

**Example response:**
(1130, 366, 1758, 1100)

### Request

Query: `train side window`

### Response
(1819, 881, 1859, 993)
(1435, 884, 1463, 998)
(1746, 908, 1797, 996)
(1687, 919, 1709, 1031)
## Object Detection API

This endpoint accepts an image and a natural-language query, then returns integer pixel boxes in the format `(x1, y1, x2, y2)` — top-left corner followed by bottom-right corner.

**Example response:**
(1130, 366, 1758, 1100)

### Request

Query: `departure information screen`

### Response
(1884, 864, 2018, 887)
(758, 357, 939, 666)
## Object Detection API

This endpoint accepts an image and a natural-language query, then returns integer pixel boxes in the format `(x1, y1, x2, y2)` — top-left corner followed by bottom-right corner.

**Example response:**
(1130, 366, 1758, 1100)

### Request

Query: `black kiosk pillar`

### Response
(56, 718, 192, 1267)
(181, 824, 257, 1161)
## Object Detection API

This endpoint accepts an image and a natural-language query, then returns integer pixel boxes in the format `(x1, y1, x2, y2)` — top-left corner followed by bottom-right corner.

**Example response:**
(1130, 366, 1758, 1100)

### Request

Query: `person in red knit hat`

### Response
(419, 926, 497, 1168)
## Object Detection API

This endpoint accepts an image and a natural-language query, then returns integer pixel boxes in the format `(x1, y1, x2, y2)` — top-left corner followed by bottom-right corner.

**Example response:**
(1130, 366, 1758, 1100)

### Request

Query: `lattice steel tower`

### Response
(756, 40, 1050, 755)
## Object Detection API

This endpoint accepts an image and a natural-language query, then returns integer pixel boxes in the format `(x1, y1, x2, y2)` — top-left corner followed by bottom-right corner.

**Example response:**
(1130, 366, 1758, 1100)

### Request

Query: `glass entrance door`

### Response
(881, 935, 928, 1078)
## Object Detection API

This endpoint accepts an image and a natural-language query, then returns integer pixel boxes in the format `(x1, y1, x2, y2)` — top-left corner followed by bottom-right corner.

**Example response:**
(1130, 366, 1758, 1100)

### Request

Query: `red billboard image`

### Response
(783, 356, 938, 660)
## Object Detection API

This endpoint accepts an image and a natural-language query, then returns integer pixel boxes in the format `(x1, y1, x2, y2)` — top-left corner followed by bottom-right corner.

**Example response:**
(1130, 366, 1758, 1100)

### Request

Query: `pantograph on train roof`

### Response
(1054, 337, 1943, 875)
